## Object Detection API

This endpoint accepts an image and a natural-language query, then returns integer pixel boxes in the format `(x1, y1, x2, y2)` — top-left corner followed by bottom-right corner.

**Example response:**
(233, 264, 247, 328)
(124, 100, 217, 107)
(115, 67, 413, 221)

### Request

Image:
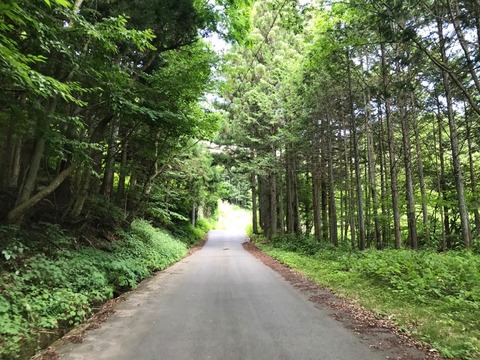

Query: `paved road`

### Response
(57, 230, 389, 360)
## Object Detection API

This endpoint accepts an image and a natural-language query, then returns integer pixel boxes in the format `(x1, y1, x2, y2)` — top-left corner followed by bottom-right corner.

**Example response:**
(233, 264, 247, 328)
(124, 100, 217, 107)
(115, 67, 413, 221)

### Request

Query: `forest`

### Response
(219, 0, 480, 358)
(0, 0, 479, 359)
(221, 0, 480, 251)
(0, 0, 250, 358)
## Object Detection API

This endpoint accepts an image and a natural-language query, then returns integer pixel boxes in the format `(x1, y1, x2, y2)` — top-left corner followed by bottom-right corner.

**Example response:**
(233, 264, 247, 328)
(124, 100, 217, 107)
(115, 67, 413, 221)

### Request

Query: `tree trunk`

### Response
(304, 172, 312, 236)
(465, 106, 480, 234)
(70, 114, 115, 217)
(71, 168, 92, 218)
(347, 49, 365, 250)
(293, 162, 301, 235)
(8, 137, 22, 189)
(286, 148, 295, 233)
(269, 169, 277, 238)
(7, 164, 77, 223)
(381, 43, 401, 249)
(326, 111, 338, 246)
(321, 162, 329, 242)
(100, 121, 119, 199)
(412, 112, 430, 240)
(399, 89, 418, 249)
(278, 171, 285, 235)
(343, 110, 355, 248)
(0, 114, 16, 190)
(438, 16, 472, 247)
(116, 140, 128, 203)
(191, 203, 196, 227)
(378, 107, 388, 248)
(251, 173, 259, 235)
(259, 176, 269, 236)
(436, 99, 450, 249)
(312, 160, 323, 241)
(365, 88, 380, 248)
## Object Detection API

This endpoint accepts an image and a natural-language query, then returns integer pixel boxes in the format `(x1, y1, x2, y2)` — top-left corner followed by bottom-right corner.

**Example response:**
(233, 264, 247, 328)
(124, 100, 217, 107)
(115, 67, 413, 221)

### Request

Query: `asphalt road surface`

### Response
(57, 230, 395, 360)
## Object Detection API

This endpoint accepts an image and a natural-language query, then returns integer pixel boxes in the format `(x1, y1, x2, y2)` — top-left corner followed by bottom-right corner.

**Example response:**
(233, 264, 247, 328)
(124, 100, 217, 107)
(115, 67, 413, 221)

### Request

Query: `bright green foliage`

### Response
(257, 238, 480, 359)
(169, 218, 216, 245)
(268, 234, 327, 255)
(354, 250, 480, 304)
(0, 220, 187, 359)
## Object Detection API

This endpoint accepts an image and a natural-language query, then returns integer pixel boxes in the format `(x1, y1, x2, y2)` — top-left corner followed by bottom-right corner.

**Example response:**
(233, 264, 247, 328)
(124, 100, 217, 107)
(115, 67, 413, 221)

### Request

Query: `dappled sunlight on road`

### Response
(216, 201, 251, 233)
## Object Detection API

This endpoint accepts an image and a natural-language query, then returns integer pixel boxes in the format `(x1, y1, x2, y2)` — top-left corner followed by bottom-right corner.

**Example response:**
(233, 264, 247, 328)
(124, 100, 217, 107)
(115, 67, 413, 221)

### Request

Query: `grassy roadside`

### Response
(255, 239, 480, 360)
(0, 219, 213, 360)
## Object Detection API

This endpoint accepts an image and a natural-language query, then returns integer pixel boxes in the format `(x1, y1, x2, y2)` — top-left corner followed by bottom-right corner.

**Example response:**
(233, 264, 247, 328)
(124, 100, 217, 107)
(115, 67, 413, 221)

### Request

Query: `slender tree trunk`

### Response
(269, 169, 277, 238)
(465, 106, 480, 234)
(286, 148, 295, 233)
(321, 157, 329, 242)
(395, 40, 418, 250)
(327, 111, 338, 246)
(278, 171, 285, 235)
(340, 188, 344, 244)
(304, 172, 312, 236)
(413, 113, 430, 240)
(251, 173, 259, 235)
(259, 176, 270, 237)
(365, 88, 380, 248)
(343, 112, 355, 248)
(310, 116, 323, 241)
(318, 111, 329, 242)
(347, 49, 365, 250)
(381, 43, 401, 249)
(8, 137, 22, 189)
(436, 100, 450, 248)
(293, 162, 301, 235)
(1, 115, 16, 190)
(433, 121, 447, 250)
(399, 89, 418, 249)
(124, 171, 137, 214)
(71, 168, 92, 218)
(116, 140, 128, 203)
(438, 17, 472, 247)
(378, 102, 390, 248)
(312, 160, 323, 241)
(100, 121, 119, 199)
(433, 107, 446, 249)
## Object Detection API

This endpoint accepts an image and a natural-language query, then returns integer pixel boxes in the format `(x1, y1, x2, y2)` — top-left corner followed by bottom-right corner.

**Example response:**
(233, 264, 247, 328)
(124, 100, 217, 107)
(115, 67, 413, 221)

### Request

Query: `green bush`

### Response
(195, 218, 215, 233)
(268, 234, 336, 255)
(0, 220, 187, 359)
(353, 249, 480, 304)
(168, 218, 215, 245)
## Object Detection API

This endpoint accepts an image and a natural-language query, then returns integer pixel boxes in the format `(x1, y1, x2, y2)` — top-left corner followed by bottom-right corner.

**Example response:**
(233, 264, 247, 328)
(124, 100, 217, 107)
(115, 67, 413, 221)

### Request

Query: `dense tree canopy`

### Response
(1, 1, 480, 358)
(0, 0, 253, 229)
(2, 0, 479, 252)
(219, 0, 480, 250)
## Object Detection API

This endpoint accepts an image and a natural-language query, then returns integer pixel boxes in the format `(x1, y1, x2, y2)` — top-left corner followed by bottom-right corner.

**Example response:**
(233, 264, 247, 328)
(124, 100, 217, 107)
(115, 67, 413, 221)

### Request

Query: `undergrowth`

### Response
(256, 235, 480, 360)
(0, 219, 188, 359)
(168, 218, 215, 245)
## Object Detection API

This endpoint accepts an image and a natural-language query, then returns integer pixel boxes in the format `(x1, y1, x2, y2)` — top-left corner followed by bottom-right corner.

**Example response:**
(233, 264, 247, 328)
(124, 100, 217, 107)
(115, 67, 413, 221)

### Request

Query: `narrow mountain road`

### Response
(56, 230, 422, 360)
